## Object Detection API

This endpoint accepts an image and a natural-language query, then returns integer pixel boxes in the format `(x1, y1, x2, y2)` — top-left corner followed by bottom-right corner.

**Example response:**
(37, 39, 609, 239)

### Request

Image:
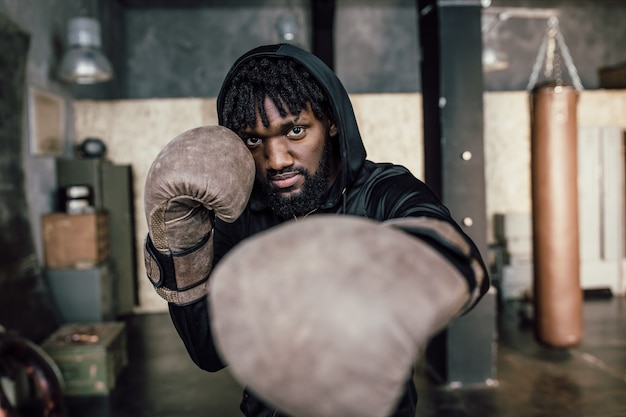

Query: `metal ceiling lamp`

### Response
(275, 0, 300, 43)
(58, 16, 113, 84)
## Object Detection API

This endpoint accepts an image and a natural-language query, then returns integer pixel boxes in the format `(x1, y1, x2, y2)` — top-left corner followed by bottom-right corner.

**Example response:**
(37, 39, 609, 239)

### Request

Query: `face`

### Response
(238, 97, 339, 218)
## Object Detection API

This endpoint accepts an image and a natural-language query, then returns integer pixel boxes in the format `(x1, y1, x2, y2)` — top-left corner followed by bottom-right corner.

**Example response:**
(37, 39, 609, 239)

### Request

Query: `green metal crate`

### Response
(41, 322, 127, 396)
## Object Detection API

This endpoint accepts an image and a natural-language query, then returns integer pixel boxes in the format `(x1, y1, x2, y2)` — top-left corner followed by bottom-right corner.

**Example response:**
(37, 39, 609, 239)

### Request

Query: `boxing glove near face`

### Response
(143, 125, 255, 305)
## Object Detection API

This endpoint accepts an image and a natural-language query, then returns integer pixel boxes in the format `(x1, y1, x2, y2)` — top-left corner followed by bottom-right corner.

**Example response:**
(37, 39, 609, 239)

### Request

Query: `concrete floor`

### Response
(63, 296, 626, 417)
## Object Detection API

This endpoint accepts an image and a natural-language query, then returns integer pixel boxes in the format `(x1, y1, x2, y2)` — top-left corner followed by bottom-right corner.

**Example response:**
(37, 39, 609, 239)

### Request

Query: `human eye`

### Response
(287, 126, 305, 138)
(245, 137, 262, 147)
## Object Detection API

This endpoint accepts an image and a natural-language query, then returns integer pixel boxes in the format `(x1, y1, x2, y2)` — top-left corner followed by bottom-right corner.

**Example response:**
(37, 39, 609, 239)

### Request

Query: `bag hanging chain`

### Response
(527, 16, 583, 91)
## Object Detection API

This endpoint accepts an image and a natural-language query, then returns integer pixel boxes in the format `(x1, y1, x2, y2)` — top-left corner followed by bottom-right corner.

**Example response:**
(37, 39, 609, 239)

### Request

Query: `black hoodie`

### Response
(168, 43, 489, 417)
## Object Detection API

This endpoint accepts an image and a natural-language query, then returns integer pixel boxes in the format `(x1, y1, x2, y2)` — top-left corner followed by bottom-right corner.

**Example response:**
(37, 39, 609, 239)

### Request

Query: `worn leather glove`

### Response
(209, 215, 484, 417)
(144, 125, 255, 306)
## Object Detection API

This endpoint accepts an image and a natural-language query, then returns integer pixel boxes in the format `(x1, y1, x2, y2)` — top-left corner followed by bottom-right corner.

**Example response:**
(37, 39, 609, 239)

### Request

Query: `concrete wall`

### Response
(485, 0, 626, 91)
(123, 0, 421, 98)
(122, 0, 626, 98)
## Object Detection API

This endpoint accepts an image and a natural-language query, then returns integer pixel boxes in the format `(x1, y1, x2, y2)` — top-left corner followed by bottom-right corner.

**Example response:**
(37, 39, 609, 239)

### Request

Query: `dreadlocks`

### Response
(221, 57, 330, 131)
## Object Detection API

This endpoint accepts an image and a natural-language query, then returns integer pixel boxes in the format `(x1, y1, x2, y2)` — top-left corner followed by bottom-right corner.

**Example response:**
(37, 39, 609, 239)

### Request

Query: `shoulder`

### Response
(348, 161, 449, 220)
(357, 161, 432, 199)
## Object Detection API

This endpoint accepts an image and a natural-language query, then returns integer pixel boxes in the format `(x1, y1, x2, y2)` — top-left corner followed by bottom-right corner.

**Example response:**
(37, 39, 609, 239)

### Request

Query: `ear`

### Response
(328, 120, 338, 138)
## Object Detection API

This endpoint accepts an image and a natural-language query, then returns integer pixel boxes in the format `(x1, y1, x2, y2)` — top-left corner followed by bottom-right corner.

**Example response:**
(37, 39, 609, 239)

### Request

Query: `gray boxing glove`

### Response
(144, 125, 255, 306)
(209, 215, 477, 417)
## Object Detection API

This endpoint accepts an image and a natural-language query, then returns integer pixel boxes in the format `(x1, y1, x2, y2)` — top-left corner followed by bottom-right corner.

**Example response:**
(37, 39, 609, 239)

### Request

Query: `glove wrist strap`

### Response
(144, 232, 214, 306)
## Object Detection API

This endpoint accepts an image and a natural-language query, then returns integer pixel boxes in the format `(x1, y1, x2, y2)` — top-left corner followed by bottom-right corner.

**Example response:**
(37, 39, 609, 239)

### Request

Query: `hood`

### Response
(216, 43, 367, 208)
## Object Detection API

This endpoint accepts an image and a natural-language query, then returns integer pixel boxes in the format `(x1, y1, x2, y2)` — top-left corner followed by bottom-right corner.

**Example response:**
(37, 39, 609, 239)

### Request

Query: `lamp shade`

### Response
(275, 12, 299, 42)
(58, 17, 113, 84)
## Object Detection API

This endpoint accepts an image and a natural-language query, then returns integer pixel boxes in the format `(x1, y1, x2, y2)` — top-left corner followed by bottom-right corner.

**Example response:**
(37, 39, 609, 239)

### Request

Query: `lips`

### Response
(270, 172, 301, 190)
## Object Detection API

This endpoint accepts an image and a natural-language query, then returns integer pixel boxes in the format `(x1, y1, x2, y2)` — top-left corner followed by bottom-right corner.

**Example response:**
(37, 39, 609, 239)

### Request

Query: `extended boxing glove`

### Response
(143, 125, 255, 306)
(209, 215, 486, 417)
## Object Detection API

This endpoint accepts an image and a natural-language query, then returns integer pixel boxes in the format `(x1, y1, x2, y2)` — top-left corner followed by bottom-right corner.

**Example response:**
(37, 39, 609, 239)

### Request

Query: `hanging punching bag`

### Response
(530, 81, 583, 348)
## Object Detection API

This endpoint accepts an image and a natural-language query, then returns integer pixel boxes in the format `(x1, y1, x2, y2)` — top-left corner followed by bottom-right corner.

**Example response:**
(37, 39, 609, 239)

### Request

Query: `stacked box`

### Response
(41, 322, 127, 396)
(45, 263, 115, 322)
(42, 212, 109, 268)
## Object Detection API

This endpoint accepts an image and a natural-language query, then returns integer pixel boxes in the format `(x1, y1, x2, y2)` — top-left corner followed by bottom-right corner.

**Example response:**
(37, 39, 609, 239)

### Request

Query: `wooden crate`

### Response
(41, 322, 128, 396)
(42, 212, 109, 268)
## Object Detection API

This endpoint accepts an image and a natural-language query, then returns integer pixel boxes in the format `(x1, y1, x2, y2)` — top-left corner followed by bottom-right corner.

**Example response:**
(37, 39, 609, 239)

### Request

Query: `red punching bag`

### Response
(530, 81, 583, 348)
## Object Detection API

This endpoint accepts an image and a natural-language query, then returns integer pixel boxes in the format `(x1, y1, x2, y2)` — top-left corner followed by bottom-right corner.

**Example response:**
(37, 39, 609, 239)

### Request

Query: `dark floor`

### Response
(64, 296, 626, 417)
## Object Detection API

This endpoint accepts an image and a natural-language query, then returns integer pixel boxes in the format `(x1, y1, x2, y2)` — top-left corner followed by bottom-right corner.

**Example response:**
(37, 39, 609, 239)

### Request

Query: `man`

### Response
(143, 43, 489, 417)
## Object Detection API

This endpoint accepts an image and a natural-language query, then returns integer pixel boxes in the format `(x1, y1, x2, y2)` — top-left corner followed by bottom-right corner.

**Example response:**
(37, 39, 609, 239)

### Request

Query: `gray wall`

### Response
(122, 0, 626, 98)
(486, 0, 626, 91)
(124, 0, 422, 98)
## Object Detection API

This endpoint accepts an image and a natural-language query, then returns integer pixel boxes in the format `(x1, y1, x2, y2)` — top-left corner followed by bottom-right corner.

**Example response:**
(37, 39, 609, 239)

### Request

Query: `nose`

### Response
(264, 137, 293, 171)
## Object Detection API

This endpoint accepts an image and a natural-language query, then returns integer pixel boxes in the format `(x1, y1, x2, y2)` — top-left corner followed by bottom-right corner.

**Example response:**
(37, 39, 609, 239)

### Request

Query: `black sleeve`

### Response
(168, 298, 226, 372)
(165, 217, 242, 372)
(145, 233, 228, 372)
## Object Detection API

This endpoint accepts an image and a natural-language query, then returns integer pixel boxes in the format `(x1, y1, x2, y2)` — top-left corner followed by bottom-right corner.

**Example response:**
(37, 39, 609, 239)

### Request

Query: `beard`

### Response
(259, 139, 332, 219)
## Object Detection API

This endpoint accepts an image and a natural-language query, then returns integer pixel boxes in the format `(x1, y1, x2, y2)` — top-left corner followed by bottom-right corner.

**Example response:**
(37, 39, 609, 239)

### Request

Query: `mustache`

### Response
(266, 167, 308, 180)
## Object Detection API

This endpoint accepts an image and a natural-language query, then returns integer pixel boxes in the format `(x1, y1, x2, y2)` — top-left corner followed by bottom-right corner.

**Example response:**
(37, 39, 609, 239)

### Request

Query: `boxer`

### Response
(144, 43, 489, 417)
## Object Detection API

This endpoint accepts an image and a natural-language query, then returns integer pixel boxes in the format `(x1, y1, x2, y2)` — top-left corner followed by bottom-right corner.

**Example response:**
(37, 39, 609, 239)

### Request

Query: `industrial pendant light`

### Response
(58, 17, 113, 84)
(275, 0, 300, 43)
(276, 12, 299, 42)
